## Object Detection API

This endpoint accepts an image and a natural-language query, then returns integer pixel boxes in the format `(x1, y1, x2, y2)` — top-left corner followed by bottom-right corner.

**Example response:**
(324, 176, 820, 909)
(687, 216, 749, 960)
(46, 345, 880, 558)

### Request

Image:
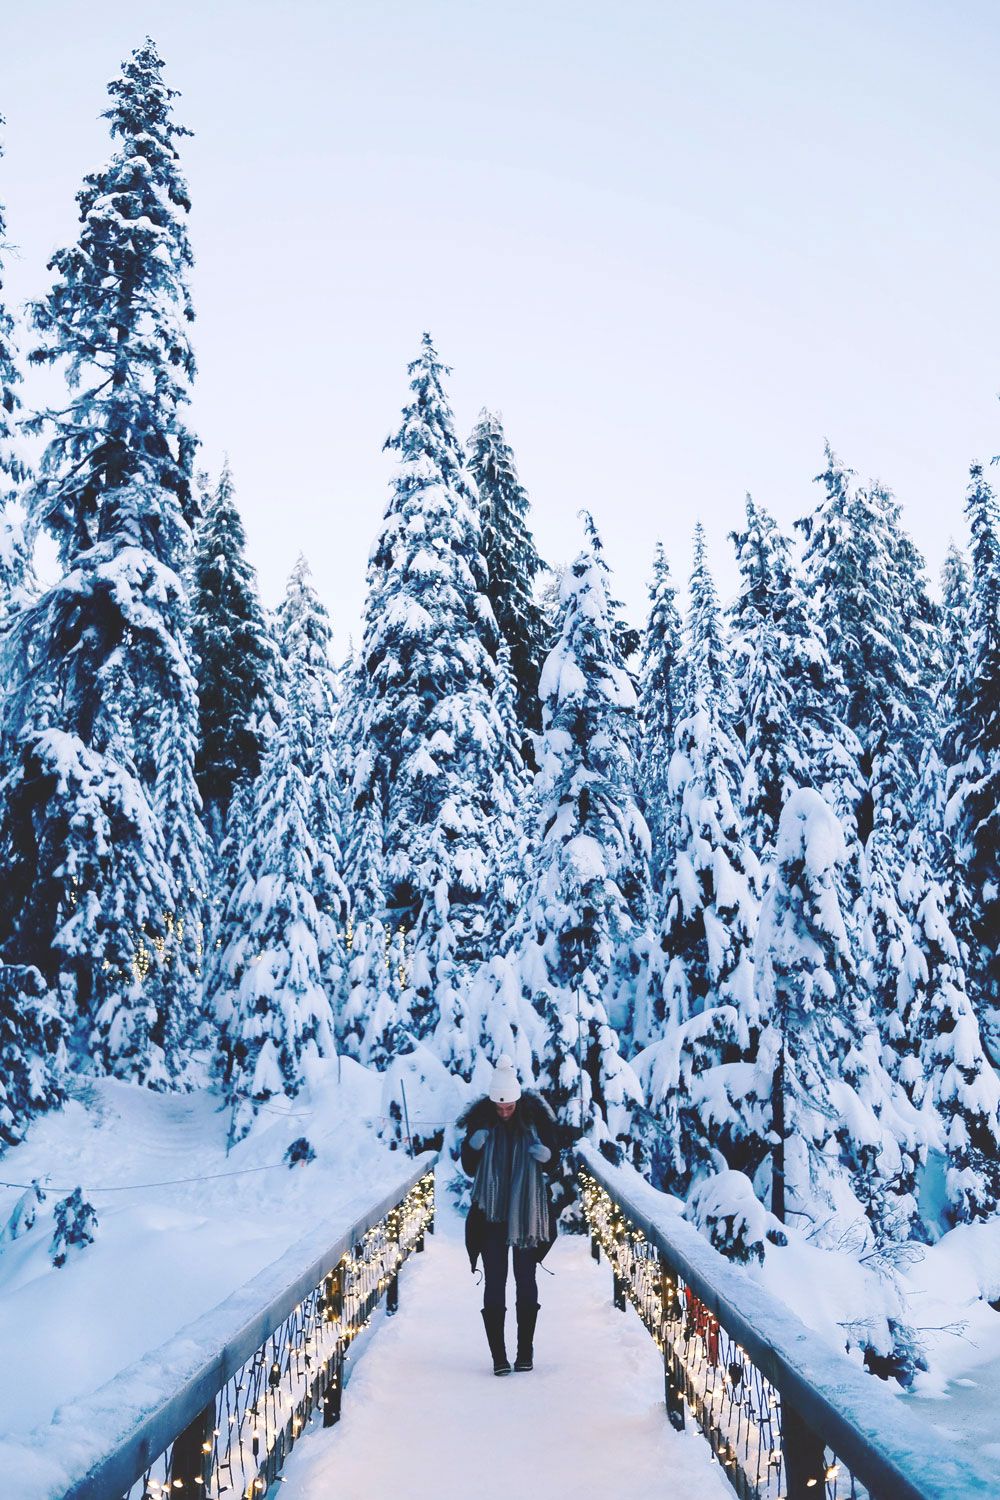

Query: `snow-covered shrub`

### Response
(686, 1170, 786, 1265)
(284, 1137, 316, 1168)
(50, 1189, 98, 1268)
(0, 1180, 46, 1242)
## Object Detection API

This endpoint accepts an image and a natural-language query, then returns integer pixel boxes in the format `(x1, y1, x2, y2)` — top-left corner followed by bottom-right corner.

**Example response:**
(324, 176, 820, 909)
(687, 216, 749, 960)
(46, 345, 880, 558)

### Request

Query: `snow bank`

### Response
(0, 1060, 423, 1495)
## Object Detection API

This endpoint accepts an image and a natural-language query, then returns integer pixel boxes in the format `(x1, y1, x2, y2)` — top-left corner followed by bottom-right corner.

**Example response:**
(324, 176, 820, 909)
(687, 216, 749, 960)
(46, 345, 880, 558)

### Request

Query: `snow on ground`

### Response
(279, 1183, 733, 1500)
(752, 1210, 1000, 1475)
(0, 1055, 412, 1453)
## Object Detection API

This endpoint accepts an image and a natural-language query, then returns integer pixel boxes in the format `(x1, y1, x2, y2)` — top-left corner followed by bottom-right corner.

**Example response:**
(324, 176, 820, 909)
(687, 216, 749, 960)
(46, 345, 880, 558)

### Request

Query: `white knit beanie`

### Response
(488, 1054, 521, 1104)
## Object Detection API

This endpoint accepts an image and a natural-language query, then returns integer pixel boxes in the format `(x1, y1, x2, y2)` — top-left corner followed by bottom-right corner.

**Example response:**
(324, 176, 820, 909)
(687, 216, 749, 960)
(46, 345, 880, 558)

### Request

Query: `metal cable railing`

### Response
(53, 1155, 437, 1500)
(577, 1144, 994, 1500)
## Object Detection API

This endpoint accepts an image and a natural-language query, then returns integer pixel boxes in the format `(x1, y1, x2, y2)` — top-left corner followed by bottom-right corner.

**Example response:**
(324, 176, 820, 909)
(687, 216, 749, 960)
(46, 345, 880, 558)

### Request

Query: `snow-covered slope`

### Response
(0, 1056, 411, 1465)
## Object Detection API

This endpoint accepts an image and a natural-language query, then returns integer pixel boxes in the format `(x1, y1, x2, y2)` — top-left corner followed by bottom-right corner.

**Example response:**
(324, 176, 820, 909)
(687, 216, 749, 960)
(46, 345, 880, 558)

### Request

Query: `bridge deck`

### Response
(278, 1189, 730, 1500)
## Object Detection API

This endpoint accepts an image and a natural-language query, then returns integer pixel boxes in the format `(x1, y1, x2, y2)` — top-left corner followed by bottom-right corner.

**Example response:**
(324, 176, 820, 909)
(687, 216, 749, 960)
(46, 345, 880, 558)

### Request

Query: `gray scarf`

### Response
(471, 1114, 551, 1249)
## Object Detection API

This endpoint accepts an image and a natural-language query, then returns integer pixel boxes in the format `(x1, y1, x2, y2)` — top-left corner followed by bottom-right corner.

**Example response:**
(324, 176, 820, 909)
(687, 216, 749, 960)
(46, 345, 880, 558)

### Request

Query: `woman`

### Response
(458, 1055, 559, 1375)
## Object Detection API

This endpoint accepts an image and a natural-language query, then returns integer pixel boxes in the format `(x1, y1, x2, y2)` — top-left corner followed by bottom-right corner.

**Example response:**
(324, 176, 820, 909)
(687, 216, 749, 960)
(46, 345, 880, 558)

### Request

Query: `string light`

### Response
(577, 1168, 851, 1500)
(143, 1169, 435, 1500)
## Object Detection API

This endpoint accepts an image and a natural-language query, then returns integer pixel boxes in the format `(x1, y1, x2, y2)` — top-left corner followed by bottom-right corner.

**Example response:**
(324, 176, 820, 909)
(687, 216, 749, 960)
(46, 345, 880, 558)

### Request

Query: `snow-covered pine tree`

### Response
(728, 496, 816, 860)
(505, 521, 648, 1150)
(943, 465, 1000, 1057)
(660, 524, 759, 1023)
(795, 451, 939, 1095)
(0, 116, 32, 630)
(191, 461, 276, 840)
(337, 653, 390, 1058)
(356, 334, 509, 1052)
(754, 789, 921, 1241)
(275, 555, 349, 1002)
(0, 963, 64, 1149)
(0, 40, 203, 1085)
(465, 647, 547, 1090)
(633, 524, 760, 1187)
(753, 789, 926, 1378)
(939, 539, 971, 689)
(467, 409, 550, 737)
(214, 665, 338, 1140)
(893, 831, 1000, 1225)
(796, 449, 934, 842)
(487, 638, 533, 938)
(637, 543, 682, 890)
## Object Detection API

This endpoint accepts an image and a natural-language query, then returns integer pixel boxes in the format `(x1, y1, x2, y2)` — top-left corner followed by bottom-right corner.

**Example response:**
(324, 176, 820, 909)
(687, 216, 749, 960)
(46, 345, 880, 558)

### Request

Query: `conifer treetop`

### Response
(0, 113, 27, 492)
(468, 406, 549, 732)
(687, 521, 731, 708)
(383, 332, 476, 502)
(1, 117, 33, 622)
(27, 36, 196, 564)
(191, 462, 276, 825)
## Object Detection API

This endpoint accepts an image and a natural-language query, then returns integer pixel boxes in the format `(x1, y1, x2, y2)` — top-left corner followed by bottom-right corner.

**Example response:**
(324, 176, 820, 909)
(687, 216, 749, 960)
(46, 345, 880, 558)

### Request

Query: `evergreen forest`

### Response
(3, 40, 1000, 1392)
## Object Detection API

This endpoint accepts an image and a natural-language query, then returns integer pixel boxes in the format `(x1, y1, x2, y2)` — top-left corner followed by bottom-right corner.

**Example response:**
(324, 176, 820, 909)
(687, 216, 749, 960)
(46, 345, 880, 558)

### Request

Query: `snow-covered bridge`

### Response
(10, 1151, 996, 1500)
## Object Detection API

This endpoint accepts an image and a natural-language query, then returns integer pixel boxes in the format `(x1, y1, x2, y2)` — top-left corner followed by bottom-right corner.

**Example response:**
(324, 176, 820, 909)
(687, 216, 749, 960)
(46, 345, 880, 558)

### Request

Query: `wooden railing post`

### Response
(386, 1206, 400, 1316)
(659, 1253, 685, 1432)
(168, 1400, 215, 1492)
(781, 1402, 827, 1499)
(322, 1348, 343, 1428)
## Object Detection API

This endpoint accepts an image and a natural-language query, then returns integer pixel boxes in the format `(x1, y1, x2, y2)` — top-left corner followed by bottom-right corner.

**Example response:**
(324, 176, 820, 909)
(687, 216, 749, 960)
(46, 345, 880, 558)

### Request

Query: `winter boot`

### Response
(482, 1307, 511, 1375)
(514, 1301, 539, 1371)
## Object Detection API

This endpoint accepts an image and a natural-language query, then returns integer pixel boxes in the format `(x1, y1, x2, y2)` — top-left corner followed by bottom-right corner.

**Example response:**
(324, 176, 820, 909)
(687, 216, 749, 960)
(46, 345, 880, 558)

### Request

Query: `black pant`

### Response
(481, 1221, 538, 1312)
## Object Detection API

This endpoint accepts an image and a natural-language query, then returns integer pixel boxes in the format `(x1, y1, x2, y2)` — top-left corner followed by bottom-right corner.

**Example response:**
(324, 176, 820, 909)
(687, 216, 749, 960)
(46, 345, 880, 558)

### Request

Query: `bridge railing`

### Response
(576, 1143, 994, 1500)
(54, 1153, 437, 1500)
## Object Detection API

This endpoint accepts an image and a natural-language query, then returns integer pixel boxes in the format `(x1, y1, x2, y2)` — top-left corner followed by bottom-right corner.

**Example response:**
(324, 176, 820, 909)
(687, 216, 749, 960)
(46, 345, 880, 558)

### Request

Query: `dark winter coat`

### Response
(458, 1090, 560, 1270)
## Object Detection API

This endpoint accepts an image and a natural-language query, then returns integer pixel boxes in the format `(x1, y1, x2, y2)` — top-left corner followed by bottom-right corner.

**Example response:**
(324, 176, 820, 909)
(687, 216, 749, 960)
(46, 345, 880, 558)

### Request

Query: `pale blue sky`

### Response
(2, 0, 999, 645)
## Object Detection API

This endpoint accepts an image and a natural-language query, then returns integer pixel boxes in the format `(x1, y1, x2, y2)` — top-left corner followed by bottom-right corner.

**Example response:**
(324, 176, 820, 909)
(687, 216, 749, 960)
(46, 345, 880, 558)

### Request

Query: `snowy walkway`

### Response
(278, 1194, 731, 1500)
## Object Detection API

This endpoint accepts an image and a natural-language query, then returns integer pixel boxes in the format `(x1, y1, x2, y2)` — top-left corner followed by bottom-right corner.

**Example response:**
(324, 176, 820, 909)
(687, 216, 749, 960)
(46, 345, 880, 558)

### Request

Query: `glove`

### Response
(528, 1141, 551, 1163)
(469, 1128, 489, 1150)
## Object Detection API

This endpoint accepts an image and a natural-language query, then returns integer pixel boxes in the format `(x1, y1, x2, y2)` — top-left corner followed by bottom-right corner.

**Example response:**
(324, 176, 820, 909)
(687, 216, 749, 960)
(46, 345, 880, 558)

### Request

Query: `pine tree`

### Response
(0, 40, 203, 1084)
(754, 789, 921, 1244)
(0, 964, 64, 1148)
(796, 449, 934, 840)
(191, 462, 276, 839)
(356, 334, 508, 1046)
(660, 524, 759, 1025)
(2, 728, 178, 1083)
(505, 526, 648, 1150)
(338, 656, 390, 1058)
(152, 636, 210, 1036)
(939, 540, 971, 690)
(637, 543, 682, 889)
(729, 497, 815, 859)
(893, 833, 1000, 1224)
(487, 638, 534, 938)
(943, 465, 1000, 1056)
(276, 556, 348, 1000)
(634, 525, 760, 1187)
(0, 116, 32, 629)
(214, 667, 338, 1141)
(795, 451, 938, 1087)
(467, 409, 549, 737)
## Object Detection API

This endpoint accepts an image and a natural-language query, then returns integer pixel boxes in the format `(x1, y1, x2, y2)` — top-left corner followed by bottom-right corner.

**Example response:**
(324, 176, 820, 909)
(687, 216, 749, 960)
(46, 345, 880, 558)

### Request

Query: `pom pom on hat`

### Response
(488, 1054, 521, 1104)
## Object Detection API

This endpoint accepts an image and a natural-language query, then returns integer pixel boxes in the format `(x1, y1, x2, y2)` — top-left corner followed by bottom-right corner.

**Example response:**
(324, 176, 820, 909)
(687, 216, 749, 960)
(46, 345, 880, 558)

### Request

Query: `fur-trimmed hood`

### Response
(457, 1088, 556, 1133)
